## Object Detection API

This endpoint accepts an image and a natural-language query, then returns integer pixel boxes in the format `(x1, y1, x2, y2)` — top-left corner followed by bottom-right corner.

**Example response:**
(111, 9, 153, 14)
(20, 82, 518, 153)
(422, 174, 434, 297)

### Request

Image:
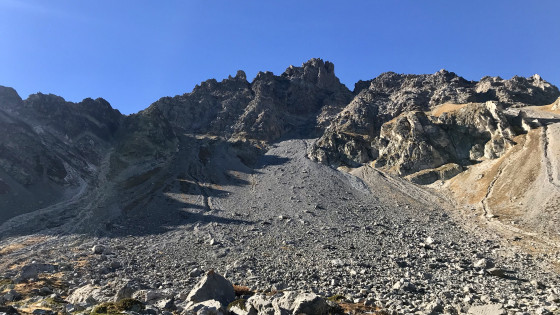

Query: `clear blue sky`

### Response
(1, 1, 559, 114)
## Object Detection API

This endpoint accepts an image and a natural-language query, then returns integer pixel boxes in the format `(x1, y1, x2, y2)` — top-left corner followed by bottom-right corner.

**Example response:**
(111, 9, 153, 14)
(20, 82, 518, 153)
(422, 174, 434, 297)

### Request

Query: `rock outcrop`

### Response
(475, 74, 559, 107)
(371, 102, 517, 183)
(0, 89, 123, 222)
(150, 58, 352, 142)
(552, 97, 560, 111)
(309, 70, 558, 168)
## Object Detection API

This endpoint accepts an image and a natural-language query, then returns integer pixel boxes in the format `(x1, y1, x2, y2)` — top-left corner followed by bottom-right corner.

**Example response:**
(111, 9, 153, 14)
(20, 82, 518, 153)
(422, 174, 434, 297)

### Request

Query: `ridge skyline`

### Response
(2, 58, 558, 116)
(2, 1, 558, 115)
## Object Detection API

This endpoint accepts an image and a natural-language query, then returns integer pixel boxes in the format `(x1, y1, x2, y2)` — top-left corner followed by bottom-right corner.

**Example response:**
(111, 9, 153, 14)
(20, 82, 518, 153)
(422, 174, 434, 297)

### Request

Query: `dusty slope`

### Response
(442, 105, 560, 264)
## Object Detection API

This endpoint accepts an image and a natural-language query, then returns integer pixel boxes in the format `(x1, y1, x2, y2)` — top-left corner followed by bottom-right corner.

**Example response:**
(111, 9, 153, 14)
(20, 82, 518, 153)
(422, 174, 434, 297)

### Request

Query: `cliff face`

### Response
(0, 88, 177, 224)
(149, 58, 352, 142)
(371, 102, 517, 183)
(308, 70, 559, 168)
(0, 59, 559, 228)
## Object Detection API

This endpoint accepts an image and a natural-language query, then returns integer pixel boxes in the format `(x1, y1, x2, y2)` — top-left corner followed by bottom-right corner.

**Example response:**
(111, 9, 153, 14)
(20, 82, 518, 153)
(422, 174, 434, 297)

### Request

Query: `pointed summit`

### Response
(235, 70, 247, 81)
(0, 85, 23, 111)
(282, 58, 339, 89)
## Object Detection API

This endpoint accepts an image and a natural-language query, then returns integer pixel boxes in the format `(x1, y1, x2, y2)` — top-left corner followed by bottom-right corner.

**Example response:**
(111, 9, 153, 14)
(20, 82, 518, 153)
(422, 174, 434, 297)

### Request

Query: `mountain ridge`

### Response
(1, 59, 560, 314)
(0, 58, 559, 227)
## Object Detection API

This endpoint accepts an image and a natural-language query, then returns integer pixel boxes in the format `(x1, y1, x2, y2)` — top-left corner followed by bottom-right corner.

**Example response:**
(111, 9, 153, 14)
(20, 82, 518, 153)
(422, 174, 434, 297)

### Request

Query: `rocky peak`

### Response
(282, 58, 339, 90)
(80, 97, 113, 110)
(18, 93, 123, 141)
(475, 74, 559, 106)
(0, 86, 23, 111)
(353, 79, 372, 94)
(24, 92, 67, 115)
(234, 70, 247, 81)
(152, 58, 351, 142)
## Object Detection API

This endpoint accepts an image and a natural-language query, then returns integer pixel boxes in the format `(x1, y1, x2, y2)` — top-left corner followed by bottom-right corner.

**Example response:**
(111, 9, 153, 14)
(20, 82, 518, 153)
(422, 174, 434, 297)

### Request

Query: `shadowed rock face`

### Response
(0, 58, 558, 227)
(150, 58, 352, 142)
(0, 89, 177, 224)
(0, 90, 125, 222)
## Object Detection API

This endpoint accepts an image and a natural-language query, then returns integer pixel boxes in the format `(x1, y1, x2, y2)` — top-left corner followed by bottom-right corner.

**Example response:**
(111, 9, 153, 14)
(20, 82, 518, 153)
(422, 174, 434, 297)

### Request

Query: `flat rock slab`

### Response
(468, 304, 506, 315)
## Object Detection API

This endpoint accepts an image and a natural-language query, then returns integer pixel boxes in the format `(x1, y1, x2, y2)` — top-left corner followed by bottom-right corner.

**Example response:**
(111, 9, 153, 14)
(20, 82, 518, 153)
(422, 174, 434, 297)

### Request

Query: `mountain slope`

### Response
(1, 59, 560, 314)
(0, 59, 559, 233)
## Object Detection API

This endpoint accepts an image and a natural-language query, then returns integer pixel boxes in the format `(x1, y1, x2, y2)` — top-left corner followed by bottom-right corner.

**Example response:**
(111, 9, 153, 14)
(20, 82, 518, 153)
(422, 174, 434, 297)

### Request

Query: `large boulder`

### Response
(245, 295, 276, 315)
(16, 263, 56, 282)
(242, 292, 330, 315)
(113, 280, 138, 302)
(67, 285, 105, 305)
(186, 270, 235, 306)
(132, 290, 163, 304)
(291, 293, 330, 315)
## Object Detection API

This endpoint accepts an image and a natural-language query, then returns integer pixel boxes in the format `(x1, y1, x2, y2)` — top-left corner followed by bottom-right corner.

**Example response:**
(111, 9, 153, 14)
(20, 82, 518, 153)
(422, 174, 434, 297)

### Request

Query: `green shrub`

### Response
(227, 299, 247, 311)
(327, 294, 346, 302)
(91, 303, 120, 315)
(91, 299, 144, 315)
(115, 298, 144, 312)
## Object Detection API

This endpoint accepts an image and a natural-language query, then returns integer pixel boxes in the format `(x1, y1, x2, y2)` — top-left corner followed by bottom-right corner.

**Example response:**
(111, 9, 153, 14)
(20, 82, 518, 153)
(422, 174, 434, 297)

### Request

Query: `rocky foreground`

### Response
(1, 59, 560, 314)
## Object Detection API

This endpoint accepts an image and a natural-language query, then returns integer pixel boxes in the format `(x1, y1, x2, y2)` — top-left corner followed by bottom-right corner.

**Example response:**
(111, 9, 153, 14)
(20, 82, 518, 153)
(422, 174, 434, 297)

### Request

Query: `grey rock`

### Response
(67, 284, 104, 305)
(114, 281, 136, 301)
(16, 263, 56, 282)
(245, 294, 275, 315)
(38, 287, 53, 296)
(474, 258, 494, 269)
(184, 299, 225, 315)
(424, 299, 443, 314)
(133, 290, 163, 303)
(186, 270, 235, 306)
(2, 290, 21, 302)
(486, 267, 507, 278)
(156, 298, 176, 311)
(109, 260, 122, 269)
(291, 293, 330, 315)
(92, 245, 105, 254)
(228, 301, 250, 315)
(531, 279, 544, 289)
(467, 303, 506, 315)
(190, 268, 204, 278)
